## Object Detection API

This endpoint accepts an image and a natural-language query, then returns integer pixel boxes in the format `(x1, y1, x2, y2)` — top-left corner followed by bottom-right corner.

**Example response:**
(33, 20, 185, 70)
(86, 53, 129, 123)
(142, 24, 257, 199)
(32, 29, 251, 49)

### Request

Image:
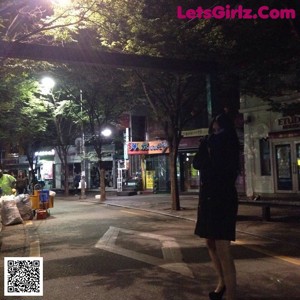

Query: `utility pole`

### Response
(80, 89, 86, 199)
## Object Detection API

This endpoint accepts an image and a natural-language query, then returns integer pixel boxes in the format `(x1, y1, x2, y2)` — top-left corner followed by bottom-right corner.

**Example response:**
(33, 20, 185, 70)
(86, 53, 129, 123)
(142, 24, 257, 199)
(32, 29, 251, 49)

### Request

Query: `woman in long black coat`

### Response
(194, 113, 240, 300)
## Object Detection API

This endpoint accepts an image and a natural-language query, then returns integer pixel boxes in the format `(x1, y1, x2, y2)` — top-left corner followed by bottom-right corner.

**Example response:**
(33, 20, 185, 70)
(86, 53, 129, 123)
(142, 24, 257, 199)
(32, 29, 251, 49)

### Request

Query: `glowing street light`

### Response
(101, 128, 112, 137)
(40, 76, 55, 94)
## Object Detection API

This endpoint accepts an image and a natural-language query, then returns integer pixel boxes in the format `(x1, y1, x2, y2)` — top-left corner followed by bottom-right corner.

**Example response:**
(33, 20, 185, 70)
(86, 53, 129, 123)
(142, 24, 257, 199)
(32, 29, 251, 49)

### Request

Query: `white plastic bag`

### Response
(49, 190, 56, 197)
(1, 198, 23, 226)
(15, 194, 33, 221)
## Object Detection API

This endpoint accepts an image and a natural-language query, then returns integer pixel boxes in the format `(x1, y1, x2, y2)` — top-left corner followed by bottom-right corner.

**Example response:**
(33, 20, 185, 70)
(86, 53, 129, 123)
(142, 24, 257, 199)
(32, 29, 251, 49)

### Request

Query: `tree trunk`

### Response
(63, 151, 69, 196)
(26, 153, 37, 191)
(55, 146, 70, 196)
(169, 149, 180, 211)
(100, 167, 106, 201)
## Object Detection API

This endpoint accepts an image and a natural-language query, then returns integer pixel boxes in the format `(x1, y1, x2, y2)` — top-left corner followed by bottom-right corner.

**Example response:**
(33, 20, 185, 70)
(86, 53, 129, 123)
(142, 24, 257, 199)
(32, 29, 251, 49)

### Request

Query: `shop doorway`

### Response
(273, 139, 300, 193)
(178, 152, 200, 192)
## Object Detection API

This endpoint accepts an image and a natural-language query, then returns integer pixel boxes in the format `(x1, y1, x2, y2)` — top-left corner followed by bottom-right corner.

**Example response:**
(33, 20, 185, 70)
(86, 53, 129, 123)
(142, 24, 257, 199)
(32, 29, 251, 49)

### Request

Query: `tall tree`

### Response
(0, 62, 50, 184)
(62, 65, 136, 200)
(137, 71, 206, 209)
(38, 70, 82, 196)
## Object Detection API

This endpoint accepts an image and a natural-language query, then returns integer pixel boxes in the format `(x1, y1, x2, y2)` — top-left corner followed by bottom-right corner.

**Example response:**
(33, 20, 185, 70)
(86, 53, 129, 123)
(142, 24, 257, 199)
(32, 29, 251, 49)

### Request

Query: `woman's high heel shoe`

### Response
(209, 286, 226, 300)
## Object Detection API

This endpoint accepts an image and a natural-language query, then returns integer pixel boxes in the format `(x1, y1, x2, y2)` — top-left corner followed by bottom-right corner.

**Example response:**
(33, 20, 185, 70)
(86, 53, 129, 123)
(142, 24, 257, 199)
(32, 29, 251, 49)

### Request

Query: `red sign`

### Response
(128, 141, 169, 155)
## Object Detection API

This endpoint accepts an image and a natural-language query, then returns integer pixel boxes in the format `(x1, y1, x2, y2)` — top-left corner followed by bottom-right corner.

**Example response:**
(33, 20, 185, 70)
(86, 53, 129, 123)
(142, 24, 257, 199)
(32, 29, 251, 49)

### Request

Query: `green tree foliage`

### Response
(35, 0, 299, 104)
(216, 1, 300, 99)
(11, 0, 297, 208)
(38, 69, 83, 196)
(0, 60, 82, 194)
(0, 62, 50, 179)
(0, 0, 299, 203)
(1, 0, 299, 97)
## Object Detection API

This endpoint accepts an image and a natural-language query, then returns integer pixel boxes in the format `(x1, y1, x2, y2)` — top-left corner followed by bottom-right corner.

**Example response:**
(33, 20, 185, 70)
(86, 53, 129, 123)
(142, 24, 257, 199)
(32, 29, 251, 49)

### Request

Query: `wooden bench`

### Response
(238, 199, 300, 221)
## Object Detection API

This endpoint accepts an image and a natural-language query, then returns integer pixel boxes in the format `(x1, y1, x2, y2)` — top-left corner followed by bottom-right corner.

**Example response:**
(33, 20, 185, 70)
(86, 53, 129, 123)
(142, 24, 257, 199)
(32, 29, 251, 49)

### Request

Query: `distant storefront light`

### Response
(35, 149, 55, 156)
(128, 140, 169, 155)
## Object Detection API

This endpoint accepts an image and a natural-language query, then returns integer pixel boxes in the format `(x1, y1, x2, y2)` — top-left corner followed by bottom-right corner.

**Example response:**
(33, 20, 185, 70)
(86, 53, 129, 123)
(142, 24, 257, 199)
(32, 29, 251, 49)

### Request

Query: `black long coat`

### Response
(194, 130, 239, 241)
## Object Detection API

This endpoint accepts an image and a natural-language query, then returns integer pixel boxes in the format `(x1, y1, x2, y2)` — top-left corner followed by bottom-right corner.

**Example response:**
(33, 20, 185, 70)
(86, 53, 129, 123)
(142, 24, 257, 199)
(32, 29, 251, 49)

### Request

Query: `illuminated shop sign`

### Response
(277, 115, 300, 130)
(182, 128, 208, 137)
(35, 149, 55, 156)
(128, 141, 169, 155)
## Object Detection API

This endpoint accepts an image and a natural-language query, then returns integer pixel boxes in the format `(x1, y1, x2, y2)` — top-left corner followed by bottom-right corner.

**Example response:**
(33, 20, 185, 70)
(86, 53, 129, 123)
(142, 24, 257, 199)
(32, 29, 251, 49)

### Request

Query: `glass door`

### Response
(275, 144, 292, 191)
(273, 141, 300, 193)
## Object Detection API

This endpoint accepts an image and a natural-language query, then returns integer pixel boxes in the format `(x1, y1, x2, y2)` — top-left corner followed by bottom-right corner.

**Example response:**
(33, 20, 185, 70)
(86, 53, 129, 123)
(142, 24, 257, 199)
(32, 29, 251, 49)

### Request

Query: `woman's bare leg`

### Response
(206, 239, 225, 292)
(215, 240, 236, 300)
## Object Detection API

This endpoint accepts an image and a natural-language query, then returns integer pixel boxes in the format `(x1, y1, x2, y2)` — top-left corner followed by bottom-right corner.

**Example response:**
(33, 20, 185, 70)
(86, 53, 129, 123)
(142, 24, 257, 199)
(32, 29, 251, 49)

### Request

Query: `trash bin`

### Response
(39, 189, 49, 202)
(30, 189, 53, 210)
(29, 194, 39, 210)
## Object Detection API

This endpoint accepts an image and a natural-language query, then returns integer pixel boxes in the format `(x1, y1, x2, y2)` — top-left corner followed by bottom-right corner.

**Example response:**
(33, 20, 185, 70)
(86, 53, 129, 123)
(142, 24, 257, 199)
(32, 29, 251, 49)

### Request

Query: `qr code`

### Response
(4, 257, 43, 296)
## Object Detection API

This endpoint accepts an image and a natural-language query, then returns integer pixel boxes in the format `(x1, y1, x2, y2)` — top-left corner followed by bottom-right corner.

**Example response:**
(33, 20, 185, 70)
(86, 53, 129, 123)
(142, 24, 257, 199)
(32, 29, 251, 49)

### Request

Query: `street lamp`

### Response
(41, 76, 55, 94)
(101, 128, 112, 137)
(95, 127, 114, 201)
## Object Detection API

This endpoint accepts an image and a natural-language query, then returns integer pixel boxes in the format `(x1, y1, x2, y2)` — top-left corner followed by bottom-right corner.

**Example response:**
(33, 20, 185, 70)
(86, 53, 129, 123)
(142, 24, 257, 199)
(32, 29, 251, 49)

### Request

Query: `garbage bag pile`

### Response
(0, 194, 33, 226)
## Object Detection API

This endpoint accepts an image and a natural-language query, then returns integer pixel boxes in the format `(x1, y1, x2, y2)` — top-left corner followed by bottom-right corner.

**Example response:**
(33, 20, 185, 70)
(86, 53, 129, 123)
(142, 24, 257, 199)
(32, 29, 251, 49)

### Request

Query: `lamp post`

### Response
(95, 127, 113, 201)
(80, 89, 86, 199)
(41, 77, 86, 197)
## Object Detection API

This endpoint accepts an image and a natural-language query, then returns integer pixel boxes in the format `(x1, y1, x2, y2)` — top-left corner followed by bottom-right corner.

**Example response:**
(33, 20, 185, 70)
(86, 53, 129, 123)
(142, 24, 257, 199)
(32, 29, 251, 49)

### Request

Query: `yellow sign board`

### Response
(146, 171, 155, 189)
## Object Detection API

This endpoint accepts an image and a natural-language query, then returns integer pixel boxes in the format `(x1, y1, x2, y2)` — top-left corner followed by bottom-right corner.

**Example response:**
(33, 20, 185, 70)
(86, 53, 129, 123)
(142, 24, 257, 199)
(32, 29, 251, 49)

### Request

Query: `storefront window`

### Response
(146, 155, 169, 192)
(178, 152, 200, 192)
(184, 153, 199, 191)
(259, 138, 271, 176)
(275, 144, 292, 190)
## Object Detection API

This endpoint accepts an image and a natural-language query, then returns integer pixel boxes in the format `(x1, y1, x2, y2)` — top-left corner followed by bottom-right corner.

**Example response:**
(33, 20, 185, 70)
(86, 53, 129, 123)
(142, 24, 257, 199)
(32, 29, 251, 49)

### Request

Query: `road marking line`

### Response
(95, 226, 194, 278)
(29, 240, 40, 257)
(25, 221, 41, 257)
(120, 210, 143, 216)
(234, 240, 300, 266)
(98, 226, 120, 246)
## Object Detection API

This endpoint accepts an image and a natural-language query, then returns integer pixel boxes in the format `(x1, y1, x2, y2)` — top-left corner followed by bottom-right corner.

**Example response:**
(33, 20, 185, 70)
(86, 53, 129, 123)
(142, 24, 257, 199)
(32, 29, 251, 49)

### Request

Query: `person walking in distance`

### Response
(73, 173, 81, 195)
(16, 171, 29, 194)
(193, 112, 240, 300)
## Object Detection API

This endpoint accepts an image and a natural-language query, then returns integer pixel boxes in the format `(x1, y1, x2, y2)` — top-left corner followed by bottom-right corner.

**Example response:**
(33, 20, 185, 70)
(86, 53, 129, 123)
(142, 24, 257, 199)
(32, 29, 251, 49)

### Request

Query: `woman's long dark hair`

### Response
(209, 112, 240, 173)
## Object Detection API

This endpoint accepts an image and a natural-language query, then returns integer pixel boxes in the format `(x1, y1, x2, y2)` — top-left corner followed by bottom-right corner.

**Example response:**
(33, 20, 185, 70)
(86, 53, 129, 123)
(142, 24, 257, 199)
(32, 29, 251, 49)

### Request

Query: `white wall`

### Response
(240, 95, 280, 197)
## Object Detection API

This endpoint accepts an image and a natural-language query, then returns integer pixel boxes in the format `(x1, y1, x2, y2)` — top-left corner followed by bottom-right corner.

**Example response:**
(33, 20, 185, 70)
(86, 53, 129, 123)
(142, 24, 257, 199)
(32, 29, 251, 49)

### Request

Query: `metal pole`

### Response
(80, 89, 86, 199)
(206, 74, 212, 124)
(117, 160, 123, 192)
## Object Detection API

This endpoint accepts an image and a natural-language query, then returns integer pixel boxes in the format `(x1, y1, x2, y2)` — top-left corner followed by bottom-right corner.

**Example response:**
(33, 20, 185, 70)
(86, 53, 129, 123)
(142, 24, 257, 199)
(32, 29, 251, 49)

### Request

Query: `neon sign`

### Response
(128, 141, 169, 155)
